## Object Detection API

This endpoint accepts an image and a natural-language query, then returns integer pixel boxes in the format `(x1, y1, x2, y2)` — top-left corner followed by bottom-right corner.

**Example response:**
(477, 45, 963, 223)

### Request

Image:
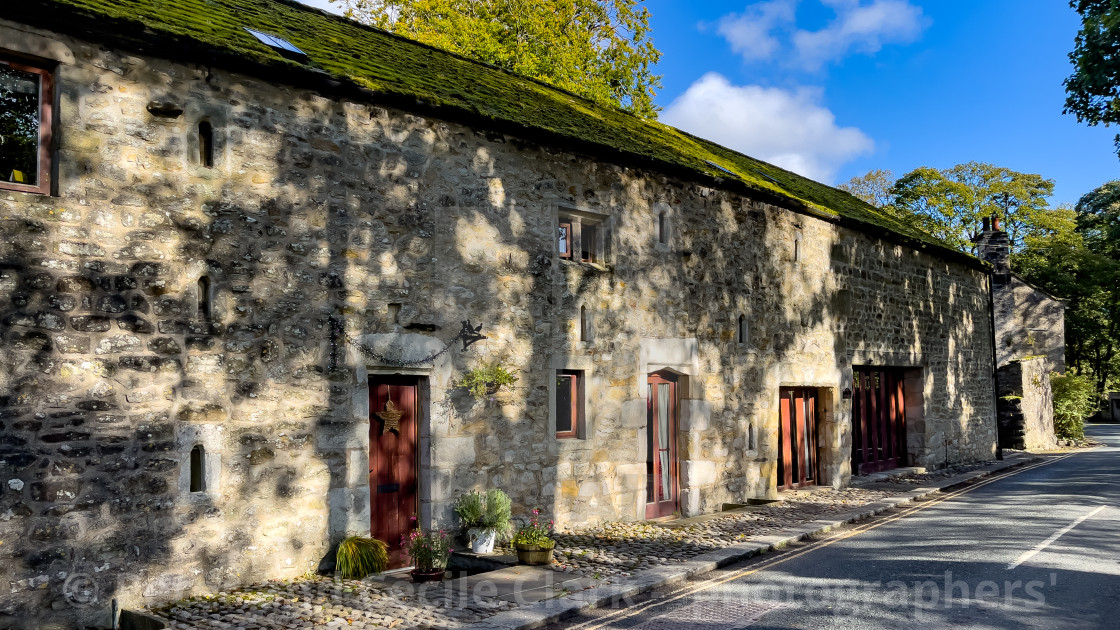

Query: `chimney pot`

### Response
(993, 216, 1002, 231)
(982, 217, 990, 232)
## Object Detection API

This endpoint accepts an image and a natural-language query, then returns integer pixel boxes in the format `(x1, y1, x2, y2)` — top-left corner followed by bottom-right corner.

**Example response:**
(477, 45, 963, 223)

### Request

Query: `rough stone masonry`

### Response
(0, 11, 997, 629)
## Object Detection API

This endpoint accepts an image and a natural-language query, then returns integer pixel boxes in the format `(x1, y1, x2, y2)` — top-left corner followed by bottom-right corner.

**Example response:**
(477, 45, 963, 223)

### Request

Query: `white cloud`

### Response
(793, 0, 927, 69)
(714, 0, 797, 61)
(715, 0, 928, 69)
(661, 72, 873, 183)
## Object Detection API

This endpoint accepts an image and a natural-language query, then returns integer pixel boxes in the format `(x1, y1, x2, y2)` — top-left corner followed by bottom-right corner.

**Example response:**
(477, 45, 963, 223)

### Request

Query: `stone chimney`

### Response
(973, 214, 1011, 282)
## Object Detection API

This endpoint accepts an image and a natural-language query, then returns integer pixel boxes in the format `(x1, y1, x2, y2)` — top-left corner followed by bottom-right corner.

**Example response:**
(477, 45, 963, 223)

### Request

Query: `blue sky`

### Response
(300, 0, 1118, 205)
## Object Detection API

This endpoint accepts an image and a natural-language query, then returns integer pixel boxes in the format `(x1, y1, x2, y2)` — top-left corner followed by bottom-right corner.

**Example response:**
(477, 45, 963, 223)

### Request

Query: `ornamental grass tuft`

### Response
(336, 535, 389, 579)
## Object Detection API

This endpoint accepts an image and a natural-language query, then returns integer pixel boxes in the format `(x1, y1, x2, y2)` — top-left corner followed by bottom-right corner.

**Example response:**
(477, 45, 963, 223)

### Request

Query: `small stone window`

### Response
(579, 305, 592, 342)
(793, 232, 802, 262)
(0, 53, 54, 195)
(198, 121, 214, 167)
(737, 314, 748, 345)
(748, 421, 755, 451)
(657, 210, 669, 245)
(555, 370, 584, 439)
(197, 276, 212, 320)
(189, 445, 205, 492)
(557, 210, 606, 263)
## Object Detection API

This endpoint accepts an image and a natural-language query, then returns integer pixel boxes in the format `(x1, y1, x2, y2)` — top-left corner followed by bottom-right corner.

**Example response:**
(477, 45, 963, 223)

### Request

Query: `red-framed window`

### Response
(558, 221, 573, 259)
(0, 54, 53, 195)
(556, 370, 583, 438)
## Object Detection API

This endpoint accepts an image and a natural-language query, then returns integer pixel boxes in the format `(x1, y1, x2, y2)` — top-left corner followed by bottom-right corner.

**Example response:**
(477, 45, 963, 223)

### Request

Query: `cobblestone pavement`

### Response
(154, 574, 516, 630)
(542, 486, 907, 579)
(153, 466, 1003, 628)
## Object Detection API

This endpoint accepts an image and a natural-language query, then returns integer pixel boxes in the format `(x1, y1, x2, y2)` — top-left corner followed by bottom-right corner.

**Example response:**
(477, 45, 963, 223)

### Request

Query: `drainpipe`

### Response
(987, 270, 1003, 460)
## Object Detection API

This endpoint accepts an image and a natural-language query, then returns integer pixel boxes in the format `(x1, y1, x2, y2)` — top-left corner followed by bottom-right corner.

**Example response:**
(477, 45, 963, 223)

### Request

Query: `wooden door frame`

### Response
(777, 387, 819, 490)
(645, 371, 679, 519)
(368, 374, 421, 569)
(851, 367, 907, 475)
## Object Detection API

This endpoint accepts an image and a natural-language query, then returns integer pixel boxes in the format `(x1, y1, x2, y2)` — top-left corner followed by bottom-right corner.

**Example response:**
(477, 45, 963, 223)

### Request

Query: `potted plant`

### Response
(454, 488, 512, 554)
(511, 508, 555, 565)
(402, 525, 452, 583)
(456, 363, 518, 399)
(334, 535, 389, 580)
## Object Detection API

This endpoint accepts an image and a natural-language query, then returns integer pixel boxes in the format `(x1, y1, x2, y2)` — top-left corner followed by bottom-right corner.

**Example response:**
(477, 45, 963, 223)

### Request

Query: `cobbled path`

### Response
(543, 486, 905, 578)
(155, 574, 516, 629)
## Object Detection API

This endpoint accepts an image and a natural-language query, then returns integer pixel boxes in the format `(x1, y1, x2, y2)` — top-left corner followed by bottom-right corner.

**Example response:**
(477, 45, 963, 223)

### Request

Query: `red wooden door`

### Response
(645, 372, 679, 519)
(778, 388, 818, 490)
(369, 377, 419, 569)
(851, 367, 906, 475)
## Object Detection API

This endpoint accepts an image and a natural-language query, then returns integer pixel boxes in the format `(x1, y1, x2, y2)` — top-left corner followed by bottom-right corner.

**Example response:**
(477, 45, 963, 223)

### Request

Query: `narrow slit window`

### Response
(580, 305, 590, 342)
(748, 422, 755, 450)
(556, 370, 582, 438)
(738, 314, 748, 345)
(658, 211, 668, 244)
(189, 445, 205, 492)
(197, 276, 211, 320)
(793, 235, 801, 262)
(198, 121, 214, 167)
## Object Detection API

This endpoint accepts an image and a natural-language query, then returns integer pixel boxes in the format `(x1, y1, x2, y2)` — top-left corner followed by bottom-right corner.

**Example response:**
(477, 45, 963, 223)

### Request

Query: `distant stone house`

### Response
(1, 0, 998, 626)
(974, 218, 1065, 450)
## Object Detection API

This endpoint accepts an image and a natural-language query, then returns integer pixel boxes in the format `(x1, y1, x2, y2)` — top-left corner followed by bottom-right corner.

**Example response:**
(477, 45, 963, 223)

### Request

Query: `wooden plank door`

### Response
(645, 372, 679, 519)
(369, 376, 419, 569)
(851, 367, 907, 475)
(777, 388, 818, 490)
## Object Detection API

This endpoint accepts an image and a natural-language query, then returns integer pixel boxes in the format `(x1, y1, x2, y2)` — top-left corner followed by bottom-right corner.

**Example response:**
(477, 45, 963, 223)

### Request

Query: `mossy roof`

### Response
(29, 0, 976, 266)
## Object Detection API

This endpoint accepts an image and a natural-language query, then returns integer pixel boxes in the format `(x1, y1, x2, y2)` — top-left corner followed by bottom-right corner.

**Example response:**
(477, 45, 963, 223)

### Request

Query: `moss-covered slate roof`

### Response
(28, 0, 973, 265)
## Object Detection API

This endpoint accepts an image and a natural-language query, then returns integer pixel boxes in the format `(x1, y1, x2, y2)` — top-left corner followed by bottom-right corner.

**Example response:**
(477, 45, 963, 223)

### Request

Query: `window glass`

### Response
(581, 225, 597, 262)
(558, 222, 572, 258)
(0, 65, 41, 186)
(556, 373, 574, 434)
(189, 445, 205, 492)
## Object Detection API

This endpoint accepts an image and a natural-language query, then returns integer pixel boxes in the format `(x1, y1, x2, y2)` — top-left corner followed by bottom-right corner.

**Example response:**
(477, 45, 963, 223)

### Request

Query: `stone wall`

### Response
(996, 358, 1056, 450)
(993, 275, 1066, 373)
(974, 222, 1065, 373)
(0, 19, 996, 627)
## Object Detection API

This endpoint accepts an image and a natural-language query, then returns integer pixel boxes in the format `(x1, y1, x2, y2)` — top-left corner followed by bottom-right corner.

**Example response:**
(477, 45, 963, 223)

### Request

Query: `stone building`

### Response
(1, 0, 997, 626)
(974, 218, 1064, 450)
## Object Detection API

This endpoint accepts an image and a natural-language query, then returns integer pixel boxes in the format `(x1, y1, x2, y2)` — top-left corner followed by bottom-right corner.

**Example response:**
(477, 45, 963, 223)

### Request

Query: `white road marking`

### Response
(1006, 505, 1107, 570)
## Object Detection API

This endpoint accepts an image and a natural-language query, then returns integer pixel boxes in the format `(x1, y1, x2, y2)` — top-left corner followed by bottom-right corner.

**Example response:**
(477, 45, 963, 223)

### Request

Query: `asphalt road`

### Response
(549, 424, 1120, 630)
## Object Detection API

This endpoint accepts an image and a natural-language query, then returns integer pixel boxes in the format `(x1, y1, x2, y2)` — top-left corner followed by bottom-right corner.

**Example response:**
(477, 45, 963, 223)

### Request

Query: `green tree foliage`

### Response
(1016, 182, 1120, 396)
(334, 0, 663, 117)
(837, 168, 894, 207)
(1065, 1, 1120, 156)
(884, 162, 1055, 253)
(1051, 372, 1096, 439)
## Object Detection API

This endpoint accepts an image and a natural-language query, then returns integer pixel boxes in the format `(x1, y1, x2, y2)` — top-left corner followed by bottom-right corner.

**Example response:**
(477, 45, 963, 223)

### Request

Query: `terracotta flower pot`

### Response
(409, 568, 446, 583)
(514, 543, 554, 566)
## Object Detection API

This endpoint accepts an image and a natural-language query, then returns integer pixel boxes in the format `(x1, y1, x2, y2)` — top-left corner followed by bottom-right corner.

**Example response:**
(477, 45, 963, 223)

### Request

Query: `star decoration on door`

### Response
(377, 399, 403, 433)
